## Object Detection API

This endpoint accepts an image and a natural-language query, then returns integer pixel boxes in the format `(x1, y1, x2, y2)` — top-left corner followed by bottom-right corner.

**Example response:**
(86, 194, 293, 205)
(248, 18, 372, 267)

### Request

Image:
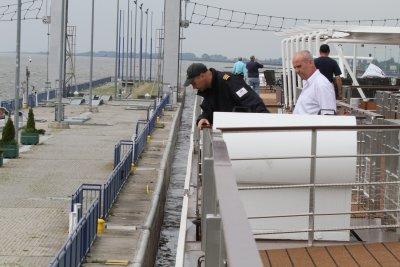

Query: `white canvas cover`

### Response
(361, 63, 386, 78)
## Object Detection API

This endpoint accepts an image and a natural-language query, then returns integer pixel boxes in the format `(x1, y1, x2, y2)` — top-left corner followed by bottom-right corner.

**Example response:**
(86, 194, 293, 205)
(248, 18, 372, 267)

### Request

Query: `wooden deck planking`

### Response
(384, 242, 400, 261)
(365, 243, 400, 266)
(262, 242, 400, 266)
(306, 247, 336, 267)
(259, 251, 271, 267)
(266, 249, 292, 267)
(345, 244, 380, 267)
(286, 248, 314, 267)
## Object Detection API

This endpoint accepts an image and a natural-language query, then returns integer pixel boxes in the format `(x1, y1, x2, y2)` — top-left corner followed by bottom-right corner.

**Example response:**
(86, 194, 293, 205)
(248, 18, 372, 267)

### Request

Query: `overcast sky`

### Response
(0, 0, 400, 60)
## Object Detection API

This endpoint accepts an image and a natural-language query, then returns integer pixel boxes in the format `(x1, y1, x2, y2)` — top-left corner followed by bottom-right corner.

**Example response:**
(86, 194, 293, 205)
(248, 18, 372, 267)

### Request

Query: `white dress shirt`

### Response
(293, 70, 337, 115)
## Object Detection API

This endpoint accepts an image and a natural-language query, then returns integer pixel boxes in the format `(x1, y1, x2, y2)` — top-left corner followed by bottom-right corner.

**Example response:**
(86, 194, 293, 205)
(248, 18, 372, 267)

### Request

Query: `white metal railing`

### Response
(218, 124, 400, 246)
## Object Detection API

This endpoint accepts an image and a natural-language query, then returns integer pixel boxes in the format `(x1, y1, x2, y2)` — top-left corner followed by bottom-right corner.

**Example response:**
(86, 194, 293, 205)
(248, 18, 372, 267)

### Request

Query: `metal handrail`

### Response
(217, 124, 400, 132)
(49, 198, 99, 267)
(201, 129, 262, 267)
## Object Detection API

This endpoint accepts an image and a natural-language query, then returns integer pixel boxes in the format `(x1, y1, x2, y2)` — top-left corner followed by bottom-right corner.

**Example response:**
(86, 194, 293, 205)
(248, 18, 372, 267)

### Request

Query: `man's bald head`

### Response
(292, 50, 316, 80)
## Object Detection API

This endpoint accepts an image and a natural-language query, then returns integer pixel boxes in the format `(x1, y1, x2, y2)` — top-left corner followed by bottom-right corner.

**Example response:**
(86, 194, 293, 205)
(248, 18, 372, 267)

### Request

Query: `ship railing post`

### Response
(204, 214, 222, 267)
(201, 156, 215, 251)
(308, 129, 317, 246)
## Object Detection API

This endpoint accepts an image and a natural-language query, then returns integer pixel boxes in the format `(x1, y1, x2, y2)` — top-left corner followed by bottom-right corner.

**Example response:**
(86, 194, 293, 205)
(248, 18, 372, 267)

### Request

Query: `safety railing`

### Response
(217, 125, 400, 246)
(114, 140, 134, 168)
(200, 128, 263, 267)
(49, 198, 99, 267)
(133, 94, 170, 164)
(103, 142, 133, 218)
(71, 184, 102, 221)
(50, 93, 170, 266)
(0, 77, 111, 111)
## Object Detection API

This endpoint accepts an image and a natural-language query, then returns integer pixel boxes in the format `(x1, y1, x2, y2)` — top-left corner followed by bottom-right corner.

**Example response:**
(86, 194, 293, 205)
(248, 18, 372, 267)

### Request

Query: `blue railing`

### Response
(49, 94, 170, 266)
(114, 140, 134, 168)
(133, 94, 170, 164)
(49, 198, 99, 267)
(0, 77, 111, 112)
(71, 184, 102, 222)
(103, 144, 133, 218)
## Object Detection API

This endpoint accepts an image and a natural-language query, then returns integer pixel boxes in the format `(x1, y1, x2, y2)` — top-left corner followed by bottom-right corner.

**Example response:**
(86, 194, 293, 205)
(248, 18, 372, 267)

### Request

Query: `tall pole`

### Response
(89, 0, 95, 110)
(114, 0, 120, 98)
(150, 11, 153, 81)
(14, 0, 22, 136)
(133, 1, 138, 82)
(144, 8, 148, 81)
(45, 0, 50, 90)
(139, 4, 143, 82)
(126, 0, 130, 80)
(118, 10, 122, 79)
(130, 9, 133, 80)
(121, 11, 125, 83)
(57, 0, 67, 122)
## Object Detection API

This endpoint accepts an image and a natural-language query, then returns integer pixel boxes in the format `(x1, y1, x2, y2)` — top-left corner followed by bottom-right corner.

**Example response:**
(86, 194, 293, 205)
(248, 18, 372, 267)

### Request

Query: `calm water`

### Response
(0, 54, 278, 101)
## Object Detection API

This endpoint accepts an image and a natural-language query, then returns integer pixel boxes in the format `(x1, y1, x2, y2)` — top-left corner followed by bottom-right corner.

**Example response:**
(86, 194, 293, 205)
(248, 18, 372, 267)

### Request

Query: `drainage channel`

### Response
(155, 89, 195, 266)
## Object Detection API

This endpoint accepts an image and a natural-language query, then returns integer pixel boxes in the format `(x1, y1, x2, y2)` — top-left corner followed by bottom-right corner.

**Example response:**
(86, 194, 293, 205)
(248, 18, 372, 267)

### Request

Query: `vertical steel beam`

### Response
(14, 0, 22, 136)
(133, 1, 138, 81)
(114, 0, 120, 98)
(126, 0, 130, 80)
(308, 129, 317, 246)
(163, 0, 181, 96)
(139, 4, 143, 82)
(89, 0, 95, 110)
(57, 0, 67, 122)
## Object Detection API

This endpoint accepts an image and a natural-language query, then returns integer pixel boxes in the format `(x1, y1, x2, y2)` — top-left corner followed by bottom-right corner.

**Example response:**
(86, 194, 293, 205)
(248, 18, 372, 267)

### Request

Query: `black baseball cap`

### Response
(184, 63, 208, 86)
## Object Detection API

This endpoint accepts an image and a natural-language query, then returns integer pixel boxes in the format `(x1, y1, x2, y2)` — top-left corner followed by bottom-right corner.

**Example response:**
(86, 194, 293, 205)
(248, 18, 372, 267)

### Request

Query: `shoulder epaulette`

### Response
(222, 74, 230, 81)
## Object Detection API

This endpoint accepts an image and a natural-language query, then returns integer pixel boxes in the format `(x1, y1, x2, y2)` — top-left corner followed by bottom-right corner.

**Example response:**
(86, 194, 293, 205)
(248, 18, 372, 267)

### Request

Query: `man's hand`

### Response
(197, 118, 210, 129)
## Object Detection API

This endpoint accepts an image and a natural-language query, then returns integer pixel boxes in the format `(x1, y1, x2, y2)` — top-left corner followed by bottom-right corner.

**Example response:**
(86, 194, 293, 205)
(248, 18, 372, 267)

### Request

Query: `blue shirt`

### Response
(232, 61, 247, 76)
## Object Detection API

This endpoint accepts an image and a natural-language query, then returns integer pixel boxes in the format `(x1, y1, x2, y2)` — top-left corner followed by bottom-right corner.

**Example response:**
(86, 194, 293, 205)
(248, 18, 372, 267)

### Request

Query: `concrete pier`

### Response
(0, 97, 179, 266)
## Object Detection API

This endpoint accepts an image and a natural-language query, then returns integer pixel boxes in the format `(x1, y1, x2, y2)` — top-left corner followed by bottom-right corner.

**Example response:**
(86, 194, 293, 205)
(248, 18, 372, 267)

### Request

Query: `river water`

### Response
(155, 88, 195, 266)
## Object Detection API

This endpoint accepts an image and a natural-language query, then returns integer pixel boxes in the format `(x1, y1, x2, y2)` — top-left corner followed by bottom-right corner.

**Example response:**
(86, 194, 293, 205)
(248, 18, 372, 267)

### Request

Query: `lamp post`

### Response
(149, 11, 153, 81)
(126, 0, 130, 80)
(114, 0, 120, 98)
(133, 1, 138, 82)
(144, 8, 148, 81)
(89, 0, 95, 111)
(139, 3, 143, 82)
(14, 0, 22, 137)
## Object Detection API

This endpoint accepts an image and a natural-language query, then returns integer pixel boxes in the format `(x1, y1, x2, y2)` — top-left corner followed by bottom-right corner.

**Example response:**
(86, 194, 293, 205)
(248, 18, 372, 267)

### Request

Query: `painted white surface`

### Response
(213, 112, 357, 241)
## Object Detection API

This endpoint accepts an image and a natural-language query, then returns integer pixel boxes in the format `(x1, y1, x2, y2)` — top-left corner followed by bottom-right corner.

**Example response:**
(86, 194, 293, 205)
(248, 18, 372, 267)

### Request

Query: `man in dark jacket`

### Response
(246, 55, 264, 94)
(184, 63, 268, 128)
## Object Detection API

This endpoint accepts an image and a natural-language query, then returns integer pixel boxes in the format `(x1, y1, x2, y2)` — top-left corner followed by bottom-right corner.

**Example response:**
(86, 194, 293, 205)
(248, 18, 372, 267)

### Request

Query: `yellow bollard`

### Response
(97, 218, 106, 235)
(130, 163, 136, 173)
(146, 185, 150, 195)
(156, 116, 160, 123)
(147, 135, 151, 143)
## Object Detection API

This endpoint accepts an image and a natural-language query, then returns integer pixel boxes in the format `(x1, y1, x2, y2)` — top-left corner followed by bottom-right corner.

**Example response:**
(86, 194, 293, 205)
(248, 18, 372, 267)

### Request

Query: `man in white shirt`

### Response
(292, 50, 337, 115)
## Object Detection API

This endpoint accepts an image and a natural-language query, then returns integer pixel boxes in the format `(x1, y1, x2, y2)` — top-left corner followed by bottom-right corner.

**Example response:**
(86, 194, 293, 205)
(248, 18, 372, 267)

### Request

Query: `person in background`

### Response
(246, 55, 264, 94)
(183, 63, 268, 128)
(314, 44, 343, 99)
(292, 50, 336, 115)
(232, 57, 247, 79)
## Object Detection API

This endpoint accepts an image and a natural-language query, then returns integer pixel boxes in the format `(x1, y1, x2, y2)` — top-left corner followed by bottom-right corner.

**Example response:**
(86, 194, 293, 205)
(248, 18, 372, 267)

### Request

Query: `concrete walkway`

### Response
(0, 100, 152, 266)
(83, 106, 180, 266)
